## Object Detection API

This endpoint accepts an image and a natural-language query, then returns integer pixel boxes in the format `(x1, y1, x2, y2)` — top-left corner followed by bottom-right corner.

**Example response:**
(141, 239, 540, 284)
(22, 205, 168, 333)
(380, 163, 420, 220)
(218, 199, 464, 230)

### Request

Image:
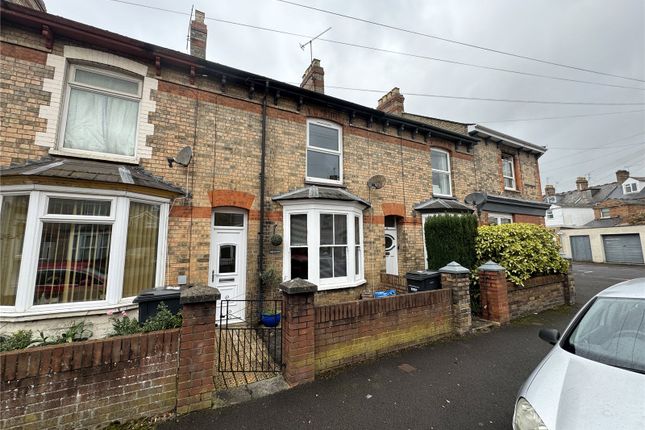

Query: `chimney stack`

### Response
(576, 177, 589, 191)
(545, 184, 556, 197)
(300, 59, 325, 94)
(377, 87, 405, 115)
(616, 169, 630, 184)
(190, 10, 207, 59)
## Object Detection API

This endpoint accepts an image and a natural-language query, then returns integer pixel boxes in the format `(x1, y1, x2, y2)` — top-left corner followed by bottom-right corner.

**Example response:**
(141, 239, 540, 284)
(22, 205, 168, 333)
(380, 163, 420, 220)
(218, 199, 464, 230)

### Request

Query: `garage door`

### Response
(570, 235, 592, 262)
(602, 234, 644, 264)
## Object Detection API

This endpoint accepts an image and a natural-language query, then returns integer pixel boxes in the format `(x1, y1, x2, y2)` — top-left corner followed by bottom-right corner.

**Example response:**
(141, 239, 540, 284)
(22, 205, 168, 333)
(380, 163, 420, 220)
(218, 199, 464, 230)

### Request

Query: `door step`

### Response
(470, 317, 500, 334)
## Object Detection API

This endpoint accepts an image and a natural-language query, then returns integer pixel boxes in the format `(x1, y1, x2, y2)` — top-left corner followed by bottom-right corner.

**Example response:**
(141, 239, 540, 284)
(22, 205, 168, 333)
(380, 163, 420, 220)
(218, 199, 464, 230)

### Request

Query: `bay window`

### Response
(0, 187, 168, 314)
(431, 149, 451, 196)
(283, 202, 364, 290)
(306, 119, 343, 184)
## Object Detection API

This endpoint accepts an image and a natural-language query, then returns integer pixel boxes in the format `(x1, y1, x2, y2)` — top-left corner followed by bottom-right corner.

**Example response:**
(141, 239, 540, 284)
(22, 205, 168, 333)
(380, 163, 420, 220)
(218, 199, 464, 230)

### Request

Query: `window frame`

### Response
(0, 185, 169, 316)
(623, 183, 637, 194)
(488, 212, 513, 225)
(546, 210, 554, 219)
(282, 201, 364, 291)
(305, 119, 343, 185)
(600, 208, 611, 219)
(502, 155, 516, 190)
(431, 148, 452, 197)
(56, 64, 143, 163)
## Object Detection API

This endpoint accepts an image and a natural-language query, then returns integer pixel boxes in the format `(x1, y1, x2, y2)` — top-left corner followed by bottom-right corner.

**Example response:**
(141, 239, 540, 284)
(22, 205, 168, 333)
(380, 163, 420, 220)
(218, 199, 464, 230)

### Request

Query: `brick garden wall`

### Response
(507, 274, 567, 320)
(313, 289, 453, 373)
(0, 330, 180, 430)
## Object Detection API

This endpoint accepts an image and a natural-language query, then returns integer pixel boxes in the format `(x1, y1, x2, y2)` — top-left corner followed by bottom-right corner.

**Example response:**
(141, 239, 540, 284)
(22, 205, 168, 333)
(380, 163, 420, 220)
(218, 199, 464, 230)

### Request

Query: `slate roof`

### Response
(272, 185, 370, 207)
(414, 198, 474, 213)
(0, 156, 185, 194)
(582, 217, 624, 228)
(547, 182, 617, 208)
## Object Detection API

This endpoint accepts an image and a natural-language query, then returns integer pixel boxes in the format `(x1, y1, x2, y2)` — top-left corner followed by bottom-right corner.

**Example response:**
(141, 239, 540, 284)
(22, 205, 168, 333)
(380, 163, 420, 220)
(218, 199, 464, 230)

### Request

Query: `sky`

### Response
(46, 0, 645, 192)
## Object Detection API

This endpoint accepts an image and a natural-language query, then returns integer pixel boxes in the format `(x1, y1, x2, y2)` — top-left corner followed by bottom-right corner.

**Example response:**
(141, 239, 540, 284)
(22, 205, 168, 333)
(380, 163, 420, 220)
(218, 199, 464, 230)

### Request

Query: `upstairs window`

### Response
(502, 155, 516, 190)
(546, 210, 554, 219)
(624, 183, 638, 194)
(600, 208, 611, 219)
(61, 65, 142, 159)
(431, 149, 452, 196)
(306, 120, 343, 184)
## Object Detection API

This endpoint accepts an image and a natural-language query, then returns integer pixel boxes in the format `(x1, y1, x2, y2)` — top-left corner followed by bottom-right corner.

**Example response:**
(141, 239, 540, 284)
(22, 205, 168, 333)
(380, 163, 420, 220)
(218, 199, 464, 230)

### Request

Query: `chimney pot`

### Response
(576, 177, 589, 191)
(615, 170, 629, 184)
(190, 10, 207, 59)
(300, 59, 325, 94)
(545, 184, 556, 196)
(377, 87, 405, 115)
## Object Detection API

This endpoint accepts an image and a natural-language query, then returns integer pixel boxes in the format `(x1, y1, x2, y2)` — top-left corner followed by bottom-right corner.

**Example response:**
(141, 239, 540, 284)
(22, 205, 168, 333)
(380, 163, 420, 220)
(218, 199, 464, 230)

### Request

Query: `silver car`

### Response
(513, 278, 645, 430)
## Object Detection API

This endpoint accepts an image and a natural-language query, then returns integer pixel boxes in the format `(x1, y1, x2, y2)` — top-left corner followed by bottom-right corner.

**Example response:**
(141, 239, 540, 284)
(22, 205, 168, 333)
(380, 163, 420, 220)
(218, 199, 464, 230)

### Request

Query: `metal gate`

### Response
(217, 299, 282, 374)
(602, 234, 644, 264)
(571, 235, 593, 262)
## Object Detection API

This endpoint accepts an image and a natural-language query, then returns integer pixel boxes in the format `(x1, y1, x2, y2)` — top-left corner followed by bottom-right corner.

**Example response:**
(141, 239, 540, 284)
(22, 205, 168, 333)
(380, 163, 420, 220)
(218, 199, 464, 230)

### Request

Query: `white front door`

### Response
(384, 217, 398, 275)
(210, 209, 247, 322)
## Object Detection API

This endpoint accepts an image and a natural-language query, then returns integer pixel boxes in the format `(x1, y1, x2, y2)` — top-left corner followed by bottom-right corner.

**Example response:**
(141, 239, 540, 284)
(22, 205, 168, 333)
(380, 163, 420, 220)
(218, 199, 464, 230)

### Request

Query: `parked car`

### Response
(513, 278, 645, 430)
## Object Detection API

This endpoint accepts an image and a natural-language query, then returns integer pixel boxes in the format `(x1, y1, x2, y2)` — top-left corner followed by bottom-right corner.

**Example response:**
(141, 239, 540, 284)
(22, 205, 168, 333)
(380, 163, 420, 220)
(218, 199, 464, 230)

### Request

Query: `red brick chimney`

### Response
(190, 10, 207, 59)
(377, 87, 405, 115)
(300, 59, 325, 94)
(616, 169, 630, 184)
(545, 184, 556, 196)
(576, 177, 588, 191)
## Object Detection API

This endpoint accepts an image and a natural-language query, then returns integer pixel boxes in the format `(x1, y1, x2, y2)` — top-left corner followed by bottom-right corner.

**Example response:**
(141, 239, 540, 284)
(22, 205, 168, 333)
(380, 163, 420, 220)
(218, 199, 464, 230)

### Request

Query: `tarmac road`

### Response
(159, 263, 645, 430)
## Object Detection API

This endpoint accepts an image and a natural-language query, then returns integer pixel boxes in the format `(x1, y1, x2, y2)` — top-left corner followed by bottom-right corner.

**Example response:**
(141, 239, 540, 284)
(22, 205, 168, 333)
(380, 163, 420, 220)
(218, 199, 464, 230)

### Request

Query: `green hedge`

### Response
(424, 214, 478, 270)
(476, 223, 569, 286)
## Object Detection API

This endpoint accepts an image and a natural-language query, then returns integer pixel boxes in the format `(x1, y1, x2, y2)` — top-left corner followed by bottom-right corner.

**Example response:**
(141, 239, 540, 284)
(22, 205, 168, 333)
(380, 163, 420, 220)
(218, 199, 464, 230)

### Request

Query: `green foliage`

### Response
(475, 223, 569, 286)
(424, 214, 478, 270)
(0, 330, 36, 352)
(260, 267, 282, 289)
(110, 302, 182, 337)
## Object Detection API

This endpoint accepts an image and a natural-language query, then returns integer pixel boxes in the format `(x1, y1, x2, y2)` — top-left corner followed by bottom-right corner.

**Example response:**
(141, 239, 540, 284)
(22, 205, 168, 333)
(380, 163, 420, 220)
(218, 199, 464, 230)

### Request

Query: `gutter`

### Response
(258, 81, 268, 311)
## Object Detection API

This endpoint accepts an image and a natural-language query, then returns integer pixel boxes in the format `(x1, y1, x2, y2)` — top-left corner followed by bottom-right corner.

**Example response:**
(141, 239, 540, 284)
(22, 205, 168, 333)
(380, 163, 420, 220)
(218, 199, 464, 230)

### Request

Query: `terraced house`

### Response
(0, 2, 549, 335)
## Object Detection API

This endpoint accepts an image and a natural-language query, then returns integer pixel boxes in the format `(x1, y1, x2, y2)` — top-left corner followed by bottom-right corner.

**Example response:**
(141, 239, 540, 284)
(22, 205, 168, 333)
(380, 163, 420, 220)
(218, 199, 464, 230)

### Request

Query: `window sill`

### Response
(0, 302, 138, 322)
(317, 278, 366, 291)
(49, 148, 140, 165)
(304, 179, 346, 188)
(432, 192, 453, 198)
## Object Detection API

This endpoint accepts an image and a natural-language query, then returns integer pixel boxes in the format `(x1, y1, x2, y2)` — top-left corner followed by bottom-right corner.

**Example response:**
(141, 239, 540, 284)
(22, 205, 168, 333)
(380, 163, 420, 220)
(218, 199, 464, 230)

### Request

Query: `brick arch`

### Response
(382, 202, 406, 218)
(208, 190, 255, 210)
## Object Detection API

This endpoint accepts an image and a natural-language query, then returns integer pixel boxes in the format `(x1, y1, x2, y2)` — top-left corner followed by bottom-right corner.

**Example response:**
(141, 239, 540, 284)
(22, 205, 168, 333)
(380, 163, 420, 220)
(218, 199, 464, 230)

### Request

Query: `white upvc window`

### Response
(0, 186, 169, 315)
(58, 64, 142, 162)
(431, 148, 452, 197)
(502, 155, 516, 190)
(488, 212, 513, 225)
(282, 201, 364, 291)
(623, 183, 638, 194)
(306, 119, 343, 185)
(600, 208, 611, 219)
(546, 210, 554, 219)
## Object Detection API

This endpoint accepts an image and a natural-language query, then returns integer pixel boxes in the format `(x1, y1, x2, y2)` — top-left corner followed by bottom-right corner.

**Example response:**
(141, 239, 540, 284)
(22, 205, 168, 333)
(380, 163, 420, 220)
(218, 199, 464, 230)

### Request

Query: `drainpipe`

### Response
(258, 80, 269, 314)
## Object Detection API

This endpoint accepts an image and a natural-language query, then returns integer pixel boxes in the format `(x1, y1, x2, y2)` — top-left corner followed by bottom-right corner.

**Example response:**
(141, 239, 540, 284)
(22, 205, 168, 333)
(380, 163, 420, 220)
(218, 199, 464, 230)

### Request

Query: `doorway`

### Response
(210, 208, 247, 321)
(384, 216, 398, 275)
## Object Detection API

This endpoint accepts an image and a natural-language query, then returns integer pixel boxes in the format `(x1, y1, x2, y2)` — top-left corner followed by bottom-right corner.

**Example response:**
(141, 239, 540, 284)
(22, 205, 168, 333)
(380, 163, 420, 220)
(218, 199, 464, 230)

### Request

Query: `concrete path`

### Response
(159, 263, 645, 430)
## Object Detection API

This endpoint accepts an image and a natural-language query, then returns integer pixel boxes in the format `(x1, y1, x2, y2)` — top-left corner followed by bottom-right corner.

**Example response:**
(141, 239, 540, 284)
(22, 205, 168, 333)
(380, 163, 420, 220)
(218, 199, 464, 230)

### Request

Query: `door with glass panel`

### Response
(210, 209, 247, 322)
(384, 216, 398, 275)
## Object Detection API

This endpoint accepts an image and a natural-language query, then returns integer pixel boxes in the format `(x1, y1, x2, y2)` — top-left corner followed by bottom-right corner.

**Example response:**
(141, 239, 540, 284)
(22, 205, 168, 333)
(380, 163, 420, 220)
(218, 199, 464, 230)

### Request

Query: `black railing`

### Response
(217, 299, 282, 373)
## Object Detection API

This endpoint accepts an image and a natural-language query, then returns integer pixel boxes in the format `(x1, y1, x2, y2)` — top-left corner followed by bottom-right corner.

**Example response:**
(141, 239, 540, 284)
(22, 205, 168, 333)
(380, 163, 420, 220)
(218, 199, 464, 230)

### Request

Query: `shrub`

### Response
(424, 214, 478, 270)
(110, 302, 182, 337)
(0, 330, 36, 352)
(475, 223, 569, 286)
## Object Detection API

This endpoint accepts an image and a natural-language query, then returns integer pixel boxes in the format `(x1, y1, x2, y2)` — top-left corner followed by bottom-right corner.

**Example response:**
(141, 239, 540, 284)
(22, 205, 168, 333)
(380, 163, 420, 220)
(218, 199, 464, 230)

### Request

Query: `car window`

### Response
(563, 297, 645, 373)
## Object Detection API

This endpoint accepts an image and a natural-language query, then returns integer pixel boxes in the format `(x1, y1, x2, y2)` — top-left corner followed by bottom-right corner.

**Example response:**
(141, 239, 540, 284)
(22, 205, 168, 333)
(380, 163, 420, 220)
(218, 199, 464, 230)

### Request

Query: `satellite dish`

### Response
(167, 146, 193, 168)
(367, 175, 386, 190)
(464, 192, 487, 207)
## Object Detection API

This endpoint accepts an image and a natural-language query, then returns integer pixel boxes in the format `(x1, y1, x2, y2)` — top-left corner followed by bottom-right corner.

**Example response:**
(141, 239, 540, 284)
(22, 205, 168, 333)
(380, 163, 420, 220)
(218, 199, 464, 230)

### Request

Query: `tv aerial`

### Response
(167, 146, 193, 168)
(300, 27, 332, 62)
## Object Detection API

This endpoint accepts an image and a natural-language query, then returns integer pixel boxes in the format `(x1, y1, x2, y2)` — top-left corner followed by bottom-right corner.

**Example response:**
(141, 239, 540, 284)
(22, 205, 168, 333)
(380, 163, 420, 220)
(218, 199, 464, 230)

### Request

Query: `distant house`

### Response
(544, 170, 645, 264)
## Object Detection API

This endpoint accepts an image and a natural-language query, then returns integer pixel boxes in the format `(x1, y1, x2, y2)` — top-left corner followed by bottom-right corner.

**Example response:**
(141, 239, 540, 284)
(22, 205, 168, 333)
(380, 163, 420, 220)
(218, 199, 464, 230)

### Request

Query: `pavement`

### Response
(159, 263, 645, 430)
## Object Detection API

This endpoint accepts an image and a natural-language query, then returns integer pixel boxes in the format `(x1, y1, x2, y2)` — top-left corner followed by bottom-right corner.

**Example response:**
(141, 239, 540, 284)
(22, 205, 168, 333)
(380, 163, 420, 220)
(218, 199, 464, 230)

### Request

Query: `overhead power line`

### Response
(476, 109, 645, 124)
(326, 84, 645, 106)
(106, 0, 645, 92)
(275, 0, 645, 84)
(547, 131, 645, 150)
